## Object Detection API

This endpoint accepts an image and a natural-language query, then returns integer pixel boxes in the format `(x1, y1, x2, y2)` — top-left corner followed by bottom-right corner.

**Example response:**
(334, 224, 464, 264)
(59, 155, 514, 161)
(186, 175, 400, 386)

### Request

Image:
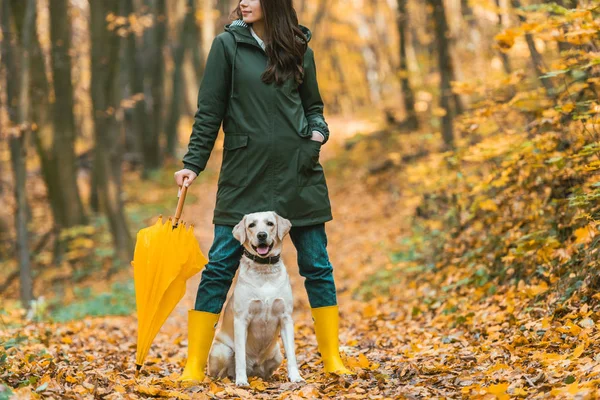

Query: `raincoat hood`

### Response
(224, 19, 312, 100)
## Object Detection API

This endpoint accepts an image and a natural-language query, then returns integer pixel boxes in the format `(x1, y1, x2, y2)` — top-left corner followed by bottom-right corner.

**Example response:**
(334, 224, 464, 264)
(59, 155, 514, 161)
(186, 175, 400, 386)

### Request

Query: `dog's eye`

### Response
(249, 223, 256, 228)
(266, 221, 274, 226)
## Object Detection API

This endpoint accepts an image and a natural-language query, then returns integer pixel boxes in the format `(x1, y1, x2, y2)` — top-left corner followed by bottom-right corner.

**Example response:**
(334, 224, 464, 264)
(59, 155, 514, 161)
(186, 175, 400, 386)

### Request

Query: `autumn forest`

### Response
(2, 0, 600, 398)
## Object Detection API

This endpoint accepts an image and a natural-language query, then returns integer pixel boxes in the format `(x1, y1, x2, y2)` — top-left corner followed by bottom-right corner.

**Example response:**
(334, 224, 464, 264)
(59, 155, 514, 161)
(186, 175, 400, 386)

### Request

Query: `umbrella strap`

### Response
(243, 248, 281, 265)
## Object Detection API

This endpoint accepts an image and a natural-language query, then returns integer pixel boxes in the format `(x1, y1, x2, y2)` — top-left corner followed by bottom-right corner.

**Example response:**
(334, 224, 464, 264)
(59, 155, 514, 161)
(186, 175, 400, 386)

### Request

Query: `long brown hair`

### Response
(230, 0, 308, 87)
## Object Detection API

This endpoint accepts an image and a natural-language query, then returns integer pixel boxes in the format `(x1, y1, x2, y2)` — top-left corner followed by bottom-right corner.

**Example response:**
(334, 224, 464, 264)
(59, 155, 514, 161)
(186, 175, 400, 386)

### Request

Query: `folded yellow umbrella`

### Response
(132, 181, 207, 375)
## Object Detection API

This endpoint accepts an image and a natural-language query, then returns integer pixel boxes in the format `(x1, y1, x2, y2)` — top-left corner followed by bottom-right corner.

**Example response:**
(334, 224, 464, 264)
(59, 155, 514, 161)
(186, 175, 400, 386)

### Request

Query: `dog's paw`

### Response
(288, 373, 305, 383)
(235, 378, 250, 387)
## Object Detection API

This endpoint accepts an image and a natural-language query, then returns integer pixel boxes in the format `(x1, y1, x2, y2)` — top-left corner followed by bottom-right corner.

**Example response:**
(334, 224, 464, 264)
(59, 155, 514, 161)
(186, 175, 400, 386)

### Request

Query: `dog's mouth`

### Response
(252, 242, 274, 256)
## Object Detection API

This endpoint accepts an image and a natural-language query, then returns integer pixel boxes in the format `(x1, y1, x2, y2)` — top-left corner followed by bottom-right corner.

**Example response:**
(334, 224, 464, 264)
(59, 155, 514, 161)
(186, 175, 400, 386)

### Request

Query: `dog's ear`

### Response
(232, 215, 247, 244)
(275, 213, 292, 241)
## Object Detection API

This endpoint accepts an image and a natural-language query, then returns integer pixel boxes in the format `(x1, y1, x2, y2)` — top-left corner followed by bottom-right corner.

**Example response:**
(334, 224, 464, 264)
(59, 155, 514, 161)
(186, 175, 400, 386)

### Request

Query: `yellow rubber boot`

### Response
(177, 309, 221, 382)
(310, 305, 355, 375)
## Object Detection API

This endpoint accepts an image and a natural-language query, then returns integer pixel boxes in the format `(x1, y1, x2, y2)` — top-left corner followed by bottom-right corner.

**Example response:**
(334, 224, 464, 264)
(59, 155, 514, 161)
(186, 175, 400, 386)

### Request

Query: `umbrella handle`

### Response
(174, 177, 188, 227)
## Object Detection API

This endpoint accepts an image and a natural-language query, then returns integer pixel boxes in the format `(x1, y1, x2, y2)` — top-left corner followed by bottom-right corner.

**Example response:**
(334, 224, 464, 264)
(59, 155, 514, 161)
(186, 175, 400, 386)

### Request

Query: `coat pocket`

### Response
(296, 138, 324, 187)
(219, 134, 249, 187)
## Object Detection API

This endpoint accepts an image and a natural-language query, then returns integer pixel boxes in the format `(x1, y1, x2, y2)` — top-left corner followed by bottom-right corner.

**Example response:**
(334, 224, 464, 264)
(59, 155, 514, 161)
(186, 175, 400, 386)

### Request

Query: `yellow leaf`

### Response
(358, 353, 370, 369)
(298, 384, 321, 397)
(525, 282, 548, 297)
(135, 385, 160, 396)
(572, 343, 585, 359)
(561, 103, 575, 113)
(541, 317, 551, 329)
(574, 225, 596, 245)
(114, 385, 126, 393)
(533, 352, 565, 364)
(488, 382, 509, 399)
(250, 380, 266, 391)
(512, 336, 529, 346)
(479, 199, 498, 212)
(346, 357, 360, 368)
(495, 29, 516, 50)
(61, 337, 72, 344)
(209, 382, 224, 395)
(73, 385, 87, 394)
(506, 303, 515, 314)
(165, 390, 190, 399)
(583, 160, 600, 171)
(487, 363, 510, 373)
(567, 381, 579, 394)
(513, 387, 528, 397)
(362, 304, 377, 318)
(567, 320, 581, 336)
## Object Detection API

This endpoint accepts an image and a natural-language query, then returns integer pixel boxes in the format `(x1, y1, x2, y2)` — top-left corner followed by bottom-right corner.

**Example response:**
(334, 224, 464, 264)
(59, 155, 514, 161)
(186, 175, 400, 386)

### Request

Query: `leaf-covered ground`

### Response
(3, 111, 600, 399)
(4, 4, 600, 399)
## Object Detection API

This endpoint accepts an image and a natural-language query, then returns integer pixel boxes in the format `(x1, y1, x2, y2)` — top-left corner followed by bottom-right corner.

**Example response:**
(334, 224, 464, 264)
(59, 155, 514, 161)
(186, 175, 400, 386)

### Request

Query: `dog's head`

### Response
(232, 211, 292, 257)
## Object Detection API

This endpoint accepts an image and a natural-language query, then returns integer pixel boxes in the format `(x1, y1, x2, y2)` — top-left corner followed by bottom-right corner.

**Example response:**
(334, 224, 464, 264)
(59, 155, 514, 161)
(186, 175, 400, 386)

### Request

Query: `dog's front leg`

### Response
(234, 315, 250, 387)
(280, 314, 304, 383)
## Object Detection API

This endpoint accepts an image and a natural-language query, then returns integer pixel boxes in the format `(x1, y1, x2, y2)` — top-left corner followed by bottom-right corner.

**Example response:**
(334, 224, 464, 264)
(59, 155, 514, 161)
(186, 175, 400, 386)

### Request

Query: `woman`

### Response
(173, 0, 352, 382)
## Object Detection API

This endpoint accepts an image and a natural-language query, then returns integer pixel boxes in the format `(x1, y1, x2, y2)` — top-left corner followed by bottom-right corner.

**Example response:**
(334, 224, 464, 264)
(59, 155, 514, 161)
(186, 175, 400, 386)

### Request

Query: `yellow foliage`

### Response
(495, 29, 517, 51)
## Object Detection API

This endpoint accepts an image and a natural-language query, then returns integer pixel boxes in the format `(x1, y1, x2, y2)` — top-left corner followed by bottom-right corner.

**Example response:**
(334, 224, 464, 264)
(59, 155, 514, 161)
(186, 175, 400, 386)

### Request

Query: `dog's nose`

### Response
(257, 232, 267, 241)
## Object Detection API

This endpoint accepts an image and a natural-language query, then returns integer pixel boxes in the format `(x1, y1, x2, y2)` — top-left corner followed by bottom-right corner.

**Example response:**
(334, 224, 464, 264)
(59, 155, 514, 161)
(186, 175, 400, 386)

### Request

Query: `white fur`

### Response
(207, 211, 304, 386)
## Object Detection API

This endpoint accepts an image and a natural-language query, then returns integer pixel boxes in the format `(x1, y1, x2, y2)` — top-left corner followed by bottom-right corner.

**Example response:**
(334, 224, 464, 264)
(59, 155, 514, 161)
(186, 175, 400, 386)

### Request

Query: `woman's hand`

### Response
(310, 130, 325, 142)
(174, 169, 198, 190)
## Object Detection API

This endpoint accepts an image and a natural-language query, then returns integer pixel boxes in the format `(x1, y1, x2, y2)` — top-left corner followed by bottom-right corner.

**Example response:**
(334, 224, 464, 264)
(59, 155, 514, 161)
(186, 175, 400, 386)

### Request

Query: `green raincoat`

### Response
(183, 19, 332, 227)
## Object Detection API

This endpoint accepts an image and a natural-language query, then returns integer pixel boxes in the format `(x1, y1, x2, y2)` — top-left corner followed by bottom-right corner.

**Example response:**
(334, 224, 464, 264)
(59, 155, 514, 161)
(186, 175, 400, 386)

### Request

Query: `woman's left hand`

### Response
(310, 130, 325, 142)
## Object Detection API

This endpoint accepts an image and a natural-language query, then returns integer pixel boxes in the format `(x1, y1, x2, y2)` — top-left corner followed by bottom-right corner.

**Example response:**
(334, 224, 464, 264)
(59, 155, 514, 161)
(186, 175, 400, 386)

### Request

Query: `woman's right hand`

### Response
(174, 169, 198, 190)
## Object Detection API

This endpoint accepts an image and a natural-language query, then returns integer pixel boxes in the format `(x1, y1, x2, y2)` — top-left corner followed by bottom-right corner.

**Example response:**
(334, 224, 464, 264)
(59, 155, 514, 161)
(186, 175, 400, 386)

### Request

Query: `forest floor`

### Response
(2, 113, 600, 399)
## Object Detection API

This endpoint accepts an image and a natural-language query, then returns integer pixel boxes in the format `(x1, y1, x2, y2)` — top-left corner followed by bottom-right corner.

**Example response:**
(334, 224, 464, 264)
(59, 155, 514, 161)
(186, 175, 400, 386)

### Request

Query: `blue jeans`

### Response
(194, 223, 338, 313)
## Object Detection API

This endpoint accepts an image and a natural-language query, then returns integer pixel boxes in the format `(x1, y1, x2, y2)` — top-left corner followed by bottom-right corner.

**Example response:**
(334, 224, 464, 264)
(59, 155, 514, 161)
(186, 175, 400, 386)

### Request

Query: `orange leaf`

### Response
(358, 353, 370, 369)
(488, 382, 509, 400)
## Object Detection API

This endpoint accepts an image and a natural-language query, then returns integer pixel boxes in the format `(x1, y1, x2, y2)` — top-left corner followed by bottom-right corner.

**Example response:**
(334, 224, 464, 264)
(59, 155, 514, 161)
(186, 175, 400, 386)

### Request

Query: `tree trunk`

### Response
(427, 0, 454, 148)
(313, 0, 328, 33)
(325, 38, 347, 115)
(10, 1, 60, 233)
(1, 0, 17, 125)
(166, 0, 197, 157)
(396, 0, 418, 129)
(189, 0, 204, 103)
(511, 0, 554, 96)
(496, 0, 512, 74)
(11, 0, 86, 234)
(356, 12, 383, 108)
(123, 0, 151, 168)
(217, 0, 234, 26)
(202, 0, 216, 59)
(7, 0, 36, 310)
(148, 0, 167, 172)
(89, 0, 134, 263)
(554, 0, 577, 53)
(138, 0, 165, 177)
(49, 0, 87, 227)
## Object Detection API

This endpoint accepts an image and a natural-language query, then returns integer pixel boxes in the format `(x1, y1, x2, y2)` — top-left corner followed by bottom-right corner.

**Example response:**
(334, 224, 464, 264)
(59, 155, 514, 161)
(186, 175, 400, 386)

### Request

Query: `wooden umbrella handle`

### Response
(174, 177, 188, 227)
